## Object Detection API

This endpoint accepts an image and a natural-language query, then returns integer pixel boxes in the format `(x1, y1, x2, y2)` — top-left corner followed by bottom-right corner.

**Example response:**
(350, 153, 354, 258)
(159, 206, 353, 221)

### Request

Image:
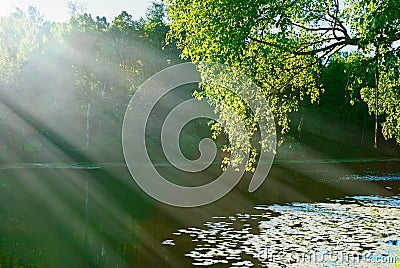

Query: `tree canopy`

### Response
(167, 0, 400, 165)
(0, 3, 181, 162)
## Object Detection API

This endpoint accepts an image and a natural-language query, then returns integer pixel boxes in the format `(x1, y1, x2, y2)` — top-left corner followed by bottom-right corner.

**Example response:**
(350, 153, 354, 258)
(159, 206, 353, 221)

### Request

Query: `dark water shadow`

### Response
(0, 160, 399, 267)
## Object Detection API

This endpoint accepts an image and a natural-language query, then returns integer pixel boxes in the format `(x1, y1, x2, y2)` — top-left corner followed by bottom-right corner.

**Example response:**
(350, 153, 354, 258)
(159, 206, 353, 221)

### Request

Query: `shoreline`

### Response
(1, 157, 400, 170)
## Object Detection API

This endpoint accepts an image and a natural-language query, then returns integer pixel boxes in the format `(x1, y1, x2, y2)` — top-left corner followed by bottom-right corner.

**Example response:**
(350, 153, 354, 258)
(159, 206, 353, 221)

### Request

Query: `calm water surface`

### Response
(0, 161, 399, 267)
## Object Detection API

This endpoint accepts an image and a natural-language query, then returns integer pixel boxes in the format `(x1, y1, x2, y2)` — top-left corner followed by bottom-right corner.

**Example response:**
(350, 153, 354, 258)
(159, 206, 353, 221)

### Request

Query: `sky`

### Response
(0, 0, 154, 22)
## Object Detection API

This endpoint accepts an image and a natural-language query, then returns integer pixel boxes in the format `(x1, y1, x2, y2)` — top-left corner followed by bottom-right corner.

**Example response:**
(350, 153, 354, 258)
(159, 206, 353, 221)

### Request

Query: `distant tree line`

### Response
(0, 2, 181, 162)
(0, 0, 399, 164)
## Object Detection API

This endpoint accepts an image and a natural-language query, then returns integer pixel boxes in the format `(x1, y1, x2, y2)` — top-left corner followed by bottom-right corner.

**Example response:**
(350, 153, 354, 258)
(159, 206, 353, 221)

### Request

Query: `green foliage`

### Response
(167, 0, 400, 165)
(0, 3, 180, 158)
(0, 8, 46, 89)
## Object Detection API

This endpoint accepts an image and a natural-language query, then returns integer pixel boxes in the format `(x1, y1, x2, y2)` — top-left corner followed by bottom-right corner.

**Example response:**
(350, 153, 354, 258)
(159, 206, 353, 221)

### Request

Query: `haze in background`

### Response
(0, 0, 153, 21)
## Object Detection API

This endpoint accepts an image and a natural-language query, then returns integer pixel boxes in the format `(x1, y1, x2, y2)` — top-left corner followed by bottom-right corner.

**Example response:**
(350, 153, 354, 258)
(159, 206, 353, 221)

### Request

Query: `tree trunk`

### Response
(360, 109, 366, 146)
(86, 103, 91, 149)
(374, 48, 379, 149)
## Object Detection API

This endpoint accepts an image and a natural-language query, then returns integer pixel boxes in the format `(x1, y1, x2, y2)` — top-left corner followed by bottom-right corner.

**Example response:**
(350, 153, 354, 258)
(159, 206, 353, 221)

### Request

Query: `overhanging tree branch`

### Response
(249, 36, 360, 55)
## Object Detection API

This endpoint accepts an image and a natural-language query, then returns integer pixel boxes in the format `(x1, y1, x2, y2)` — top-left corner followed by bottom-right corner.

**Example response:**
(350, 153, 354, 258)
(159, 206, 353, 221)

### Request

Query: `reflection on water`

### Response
(0, 167, 153, 268)
(166, 195, 400, 267)
(0, 162, 399, 267)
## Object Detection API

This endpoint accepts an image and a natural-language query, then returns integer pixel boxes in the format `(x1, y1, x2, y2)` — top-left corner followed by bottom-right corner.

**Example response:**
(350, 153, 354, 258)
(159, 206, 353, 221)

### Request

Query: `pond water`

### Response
(167, 195, 400, 267)
(0, 161, 399, 267)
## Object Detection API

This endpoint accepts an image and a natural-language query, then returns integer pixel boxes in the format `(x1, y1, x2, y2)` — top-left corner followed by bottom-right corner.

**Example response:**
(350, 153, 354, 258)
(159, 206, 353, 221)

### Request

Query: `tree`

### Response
(0, 7, 53, 149)
(57, 6, 181, 152)
(0, 3, 183, 162)
(167, 0, 400, 162)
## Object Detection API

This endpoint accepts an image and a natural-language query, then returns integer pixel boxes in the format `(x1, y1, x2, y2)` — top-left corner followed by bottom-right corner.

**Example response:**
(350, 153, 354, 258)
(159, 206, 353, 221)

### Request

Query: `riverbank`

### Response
(1, 157, 400, 169)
